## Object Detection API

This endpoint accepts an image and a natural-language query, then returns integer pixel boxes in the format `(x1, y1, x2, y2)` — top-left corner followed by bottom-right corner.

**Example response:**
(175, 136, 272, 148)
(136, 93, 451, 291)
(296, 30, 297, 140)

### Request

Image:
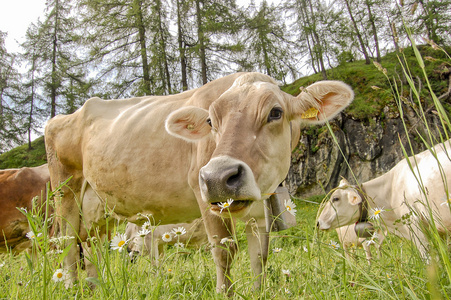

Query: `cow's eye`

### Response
(332, 197, 340, 202)
(206, 118, 212, 127)
(267, 107, 283, 122)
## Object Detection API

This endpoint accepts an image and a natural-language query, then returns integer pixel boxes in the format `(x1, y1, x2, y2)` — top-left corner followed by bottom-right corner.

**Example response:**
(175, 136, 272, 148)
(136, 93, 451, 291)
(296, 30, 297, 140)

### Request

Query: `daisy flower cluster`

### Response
(161, 226, 187, 248)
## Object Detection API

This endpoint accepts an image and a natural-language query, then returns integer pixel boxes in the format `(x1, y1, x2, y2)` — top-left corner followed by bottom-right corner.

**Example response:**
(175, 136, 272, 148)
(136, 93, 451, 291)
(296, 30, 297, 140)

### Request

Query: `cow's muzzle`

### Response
(199, 156, 261, 207)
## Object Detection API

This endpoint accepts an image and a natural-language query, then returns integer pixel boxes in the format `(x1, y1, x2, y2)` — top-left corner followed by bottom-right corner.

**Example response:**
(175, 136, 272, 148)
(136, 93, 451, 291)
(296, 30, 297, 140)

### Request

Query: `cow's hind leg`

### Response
(245, 217, 269, 290)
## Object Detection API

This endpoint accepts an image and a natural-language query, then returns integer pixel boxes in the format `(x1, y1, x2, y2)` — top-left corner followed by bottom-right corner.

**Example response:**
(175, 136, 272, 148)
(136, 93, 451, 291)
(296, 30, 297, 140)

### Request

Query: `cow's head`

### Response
(317, 178, 362, 230)
(166, 73, 354, 217)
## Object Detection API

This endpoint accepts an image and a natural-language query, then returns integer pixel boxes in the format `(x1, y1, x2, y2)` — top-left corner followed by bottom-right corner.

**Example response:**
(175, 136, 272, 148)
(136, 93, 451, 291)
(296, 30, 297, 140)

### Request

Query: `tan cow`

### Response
(45, 72, 353, 291)
(125, 219, 208, 262)
(318, 140, 451, 259)
(0, 164, 50, 252)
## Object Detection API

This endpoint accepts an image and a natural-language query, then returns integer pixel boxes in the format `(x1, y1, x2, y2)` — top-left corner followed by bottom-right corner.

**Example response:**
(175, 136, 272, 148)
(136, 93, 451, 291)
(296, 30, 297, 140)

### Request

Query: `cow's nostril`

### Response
(226, 165, 243, 188)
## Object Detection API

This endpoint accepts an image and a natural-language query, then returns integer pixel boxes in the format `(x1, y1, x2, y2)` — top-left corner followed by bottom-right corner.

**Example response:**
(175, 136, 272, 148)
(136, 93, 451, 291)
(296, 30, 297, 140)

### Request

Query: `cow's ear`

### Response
(347, 190, 362, 206)
(339, 178, 349, 187)
(288, 81, 354, 124)
(165, 106, 211, 142)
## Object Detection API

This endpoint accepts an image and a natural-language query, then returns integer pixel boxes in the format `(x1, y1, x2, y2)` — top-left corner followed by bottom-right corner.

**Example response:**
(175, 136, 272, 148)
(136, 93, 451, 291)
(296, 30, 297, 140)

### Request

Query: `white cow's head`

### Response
(317, 178, 363, 230)
(166, 73, 354, 217)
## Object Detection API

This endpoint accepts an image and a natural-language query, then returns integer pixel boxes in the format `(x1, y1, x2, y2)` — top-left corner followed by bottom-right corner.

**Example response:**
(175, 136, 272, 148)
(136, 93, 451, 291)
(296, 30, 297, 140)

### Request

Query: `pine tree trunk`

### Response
(343, 0, 371, 64)
(365, 0, 381, 62)
(50, 0, 59, 118)
(155, 0, 172, 94)
(177, 0, 188, 91)
(134, 0, 152, 95)
(196, 0, 207, 85)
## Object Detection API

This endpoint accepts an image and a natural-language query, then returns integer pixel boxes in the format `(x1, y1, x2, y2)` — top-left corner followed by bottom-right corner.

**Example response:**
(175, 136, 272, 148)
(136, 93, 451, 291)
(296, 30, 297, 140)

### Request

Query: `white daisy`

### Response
(369, 207, 385, 220)
(273, 248, 282, 253)
(220, 237, 234, 244)
(329, 240, 340, 250)
(162, 232, 173, 242)
(137, 228, 151, 238)
(218, 199, 234, 213)
(282, 269, 290, 276)
(284, 199, 297, 216)
(365, 239, 376, 246)
(303, 246, 308, 252)
(171, 226, 187, 236)
(52, 269, 69, 283)
(174, 242, 185, 248)
(142, 221, 152, 231)
(26, 231, 42, 240)
(441, 198, 451, 206)
(110, 233, 129, 252)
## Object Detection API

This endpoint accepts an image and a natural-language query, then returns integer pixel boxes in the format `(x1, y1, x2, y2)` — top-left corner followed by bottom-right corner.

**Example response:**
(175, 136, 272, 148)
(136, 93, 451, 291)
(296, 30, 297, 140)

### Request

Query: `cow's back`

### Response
(44, 73, 245, 224)
(0, 164, 50, 251)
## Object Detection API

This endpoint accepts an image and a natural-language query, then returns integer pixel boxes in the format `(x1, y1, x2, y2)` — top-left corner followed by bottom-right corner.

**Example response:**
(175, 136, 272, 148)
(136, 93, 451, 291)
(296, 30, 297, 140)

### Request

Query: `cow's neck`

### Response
(360, 170, 397, 222)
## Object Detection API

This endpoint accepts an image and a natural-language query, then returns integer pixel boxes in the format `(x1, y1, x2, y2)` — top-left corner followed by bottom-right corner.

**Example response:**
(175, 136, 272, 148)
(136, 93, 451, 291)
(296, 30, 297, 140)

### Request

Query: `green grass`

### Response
(0, 195, 442, 299)
(0, 136, 47, 169)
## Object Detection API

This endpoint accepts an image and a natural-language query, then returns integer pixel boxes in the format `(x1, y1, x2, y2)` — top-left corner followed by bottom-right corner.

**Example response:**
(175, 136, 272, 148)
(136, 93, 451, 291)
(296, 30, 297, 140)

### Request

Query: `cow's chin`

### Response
(210, 200, 253, 218)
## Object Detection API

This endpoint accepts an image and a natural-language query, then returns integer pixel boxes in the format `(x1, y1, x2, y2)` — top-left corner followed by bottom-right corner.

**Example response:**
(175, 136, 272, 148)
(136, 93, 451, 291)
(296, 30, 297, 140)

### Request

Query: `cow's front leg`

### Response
(245, 217, 269, 290)
(200, 207, 237, 294)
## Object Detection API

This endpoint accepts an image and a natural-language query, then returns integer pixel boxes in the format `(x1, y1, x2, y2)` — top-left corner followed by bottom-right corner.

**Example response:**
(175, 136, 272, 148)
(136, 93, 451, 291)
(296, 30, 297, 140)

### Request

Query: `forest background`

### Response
(0, 0, 450, 154)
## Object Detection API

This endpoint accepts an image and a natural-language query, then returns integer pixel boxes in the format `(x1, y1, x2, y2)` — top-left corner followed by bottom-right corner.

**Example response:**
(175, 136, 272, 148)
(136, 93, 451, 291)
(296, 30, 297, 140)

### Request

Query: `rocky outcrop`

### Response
(285, 112, 434, 198)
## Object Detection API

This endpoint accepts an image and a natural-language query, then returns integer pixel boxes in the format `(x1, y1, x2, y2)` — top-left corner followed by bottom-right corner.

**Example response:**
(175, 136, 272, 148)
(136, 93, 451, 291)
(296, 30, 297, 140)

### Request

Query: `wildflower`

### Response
(303, 246, 308, 252)
(284, 199, 297, 216)
(52, 269, 69, 283)
(0, 262, 5, 268)
(171, 226, 186, 236)
(174, 242, 185, 248)
(272, 248, 282, 253)
(26, 231, 42, 240)
(220, 237, 234, 244)
(365, 239, 376, 246)
(329, 241, 340, 250)
(142, 221, 152, 231)
(282, 269, 290, 276)
(284, 287, 291, 294)
(162, 232, 173, 242)
(441, 198, 451, 207)
(369, 207, 385, 220)
(167, 268, 173, 273)
(110, 233, 129, 252)
(137, 228, 151, 238)
(218, 199, 234, 213)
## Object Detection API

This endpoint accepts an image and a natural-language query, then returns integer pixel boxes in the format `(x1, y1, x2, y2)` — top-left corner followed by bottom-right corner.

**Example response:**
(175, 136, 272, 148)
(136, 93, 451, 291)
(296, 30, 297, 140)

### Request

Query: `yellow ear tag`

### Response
(186, 124, 195, 130)
(301, 107, 319, 119)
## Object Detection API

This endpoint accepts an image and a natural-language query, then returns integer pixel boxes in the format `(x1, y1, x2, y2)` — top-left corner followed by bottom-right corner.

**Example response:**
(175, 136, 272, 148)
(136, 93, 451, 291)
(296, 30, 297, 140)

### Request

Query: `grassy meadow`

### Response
(0, 197, 437, 300)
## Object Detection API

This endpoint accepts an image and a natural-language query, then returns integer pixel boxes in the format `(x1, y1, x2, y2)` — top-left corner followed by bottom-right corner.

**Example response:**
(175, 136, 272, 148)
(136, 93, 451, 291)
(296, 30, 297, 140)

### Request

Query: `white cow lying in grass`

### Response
(125, 219, 208, 262)
(318, 140, 451, 259)
(336, 225, 385, 263)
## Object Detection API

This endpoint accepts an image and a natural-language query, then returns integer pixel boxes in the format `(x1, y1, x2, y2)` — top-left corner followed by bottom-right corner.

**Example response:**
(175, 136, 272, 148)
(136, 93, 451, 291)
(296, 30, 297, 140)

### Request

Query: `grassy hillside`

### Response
(0, 136, 47, 169)
(1, 45, 449, 169)
(282, 45, 451, 120)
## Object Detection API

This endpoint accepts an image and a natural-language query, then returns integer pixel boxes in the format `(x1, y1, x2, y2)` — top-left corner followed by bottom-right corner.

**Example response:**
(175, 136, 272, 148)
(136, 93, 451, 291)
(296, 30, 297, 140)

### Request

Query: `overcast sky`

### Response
(0, 0, 47, 53)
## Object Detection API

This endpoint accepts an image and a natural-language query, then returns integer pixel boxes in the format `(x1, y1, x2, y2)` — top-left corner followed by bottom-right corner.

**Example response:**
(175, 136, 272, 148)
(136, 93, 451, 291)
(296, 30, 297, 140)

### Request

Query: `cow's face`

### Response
(317, 179, 362, 230)
(166, 73, 354, 217)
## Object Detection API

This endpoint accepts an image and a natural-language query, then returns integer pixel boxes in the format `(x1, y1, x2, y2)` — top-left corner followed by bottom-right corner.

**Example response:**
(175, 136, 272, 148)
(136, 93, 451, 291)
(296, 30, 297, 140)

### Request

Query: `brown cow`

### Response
(45, 72, 353, 291)
(0, 164, 50, 252)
